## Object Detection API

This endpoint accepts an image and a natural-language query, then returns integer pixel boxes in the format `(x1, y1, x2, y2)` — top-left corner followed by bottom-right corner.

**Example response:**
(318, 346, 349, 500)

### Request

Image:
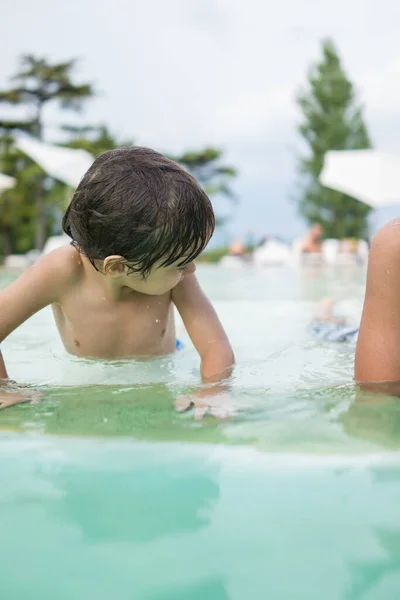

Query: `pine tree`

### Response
(297, 39, 372, 238)
(0, 55, 94, 248)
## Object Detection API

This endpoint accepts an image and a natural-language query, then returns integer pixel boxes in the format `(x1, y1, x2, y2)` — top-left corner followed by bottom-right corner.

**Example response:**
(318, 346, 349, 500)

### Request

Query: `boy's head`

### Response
(63, 146, 215, 294)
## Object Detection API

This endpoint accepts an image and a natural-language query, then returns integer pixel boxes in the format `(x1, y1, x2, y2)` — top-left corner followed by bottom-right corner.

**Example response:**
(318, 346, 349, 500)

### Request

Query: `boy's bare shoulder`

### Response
(30, 244, 84, 289)
(0, 245, 84, 317)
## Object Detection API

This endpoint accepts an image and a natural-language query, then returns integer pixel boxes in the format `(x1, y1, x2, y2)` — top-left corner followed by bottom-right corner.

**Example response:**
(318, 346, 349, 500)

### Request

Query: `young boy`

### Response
(0, 147, 234, 411)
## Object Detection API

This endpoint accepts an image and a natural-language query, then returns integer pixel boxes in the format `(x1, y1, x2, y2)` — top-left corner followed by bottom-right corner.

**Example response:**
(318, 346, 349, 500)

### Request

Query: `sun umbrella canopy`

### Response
(320, 150, 400, 208)
(0, 173, 16, 193)
(16, 136, 94, 188)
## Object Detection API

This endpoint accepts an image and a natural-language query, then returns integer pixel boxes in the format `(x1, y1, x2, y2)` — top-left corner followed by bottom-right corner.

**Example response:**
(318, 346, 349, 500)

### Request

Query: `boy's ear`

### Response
(103, 255, 127, 276)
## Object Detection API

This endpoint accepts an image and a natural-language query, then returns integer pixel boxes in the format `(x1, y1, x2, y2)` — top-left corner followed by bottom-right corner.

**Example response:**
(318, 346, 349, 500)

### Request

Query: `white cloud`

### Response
(214, 87, 296, 142)
(360, 58, 400, 114)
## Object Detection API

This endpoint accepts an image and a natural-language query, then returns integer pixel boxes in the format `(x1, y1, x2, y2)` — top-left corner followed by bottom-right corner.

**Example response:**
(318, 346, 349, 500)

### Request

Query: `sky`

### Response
(2, 0, 400, 242)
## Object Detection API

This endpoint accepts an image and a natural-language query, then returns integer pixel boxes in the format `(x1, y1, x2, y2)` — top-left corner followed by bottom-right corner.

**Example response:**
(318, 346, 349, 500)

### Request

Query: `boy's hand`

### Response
(0, 384, 42, 409)
(174, 389, 238, 420)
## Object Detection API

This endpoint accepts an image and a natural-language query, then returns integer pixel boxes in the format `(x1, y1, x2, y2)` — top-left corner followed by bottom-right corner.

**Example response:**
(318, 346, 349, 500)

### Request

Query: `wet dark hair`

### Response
(62, 146, 215, 276)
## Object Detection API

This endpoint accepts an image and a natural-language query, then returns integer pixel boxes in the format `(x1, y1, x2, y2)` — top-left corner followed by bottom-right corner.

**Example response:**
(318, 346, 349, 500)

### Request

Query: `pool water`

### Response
(1, 264, 400, 599)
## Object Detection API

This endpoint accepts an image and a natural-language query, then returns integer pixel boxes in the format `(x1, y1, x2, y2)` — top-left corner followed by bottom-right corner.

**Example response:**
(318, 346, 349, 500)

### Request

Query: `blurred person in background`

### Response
(300, 223, 323, 254)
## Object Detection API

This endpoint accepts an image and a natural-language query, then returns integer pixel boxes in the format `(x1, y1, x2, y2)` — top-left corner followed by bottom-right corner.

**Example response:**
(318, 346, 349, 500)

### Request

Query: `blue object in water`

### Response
(310, 319, 359, 344)
(175, 339, 184, 351)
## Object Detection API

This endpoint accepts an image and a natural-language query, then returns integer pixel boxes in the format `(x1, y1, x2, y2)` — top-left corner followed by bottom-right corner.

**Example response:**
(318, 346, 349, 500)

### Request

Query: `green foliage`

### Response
(0, 55, 94, 250)
(0, 119, 36, 135)
(196, 247, 229, 263)
(61, 124, 133, 156)
(0, 138, 44, 254)
(0, 54, 238, 257)
(297, 39, 372, 239)
(0, 55, 94, 136)
(172, 147, 237, 224)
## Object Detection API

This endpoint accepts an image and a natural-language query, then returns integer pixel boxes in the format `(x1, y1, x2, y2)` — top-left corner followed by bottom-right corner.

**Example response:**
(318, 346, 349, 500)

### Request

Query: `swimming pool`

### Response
(1, 264, 400, 599)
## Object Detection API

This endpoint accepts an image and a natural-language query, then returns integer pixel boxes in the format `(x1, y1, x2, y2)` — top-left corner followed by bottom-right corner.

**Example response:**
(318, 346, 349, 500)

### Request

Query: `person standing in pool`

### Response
(311, 219, 400, 393)
(0, 147, 234, 411)
(300, 223, 323, 254)
(355, 219, 400, 391)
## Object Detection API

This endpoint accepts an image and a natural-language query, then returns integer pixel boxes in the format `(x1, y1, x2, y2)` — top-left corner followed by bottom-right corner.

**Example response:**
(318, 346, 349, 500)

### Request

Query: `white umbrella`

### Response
(16, 136, 94, 188)
(0, 173, 16, 193)
(320, 150, 400, 207)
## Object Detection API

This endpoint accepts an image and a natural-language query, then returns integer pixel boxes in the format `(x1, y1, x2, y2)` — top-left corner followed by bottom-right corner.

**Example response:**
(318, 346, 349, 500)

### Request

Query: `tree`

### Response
(296, 39, 372, 239)
(0, 143, 43, 255)
(0, 123, 44, 255)
(0, 55, 94, 248)
(172, 148, 237, 225)
(61, 124, 133, 156)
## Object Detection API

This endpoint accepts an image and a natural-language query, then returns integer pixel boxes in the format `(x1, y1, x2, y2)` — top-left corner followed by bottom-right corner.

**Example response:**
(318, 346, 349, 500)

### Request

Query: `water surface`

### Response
(1, 264, 400, 599)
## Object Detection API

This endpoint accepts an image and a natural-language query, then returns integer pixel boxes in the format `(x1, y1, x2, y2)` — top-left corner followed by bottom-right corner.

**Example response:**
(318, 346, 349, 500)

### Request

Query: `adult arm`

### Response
(355, 220, 400, 387)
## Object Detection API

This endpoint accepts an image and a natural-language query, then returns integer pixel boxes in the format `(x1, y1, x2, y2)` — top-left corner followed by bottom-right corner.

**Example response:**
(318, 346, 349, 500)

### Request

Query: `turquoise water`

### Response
(1, 264, 400, 599)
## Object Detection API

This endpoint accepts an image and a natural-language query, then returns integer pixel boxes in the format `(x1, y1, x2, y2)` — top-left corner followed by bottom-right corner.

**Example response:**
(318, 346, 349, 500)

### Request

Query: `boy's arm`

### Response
(172, 273, 234, 382)
(0, 352, 7, 379)
(0, 248, 74, 381)
(355, 220, 400, 385)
